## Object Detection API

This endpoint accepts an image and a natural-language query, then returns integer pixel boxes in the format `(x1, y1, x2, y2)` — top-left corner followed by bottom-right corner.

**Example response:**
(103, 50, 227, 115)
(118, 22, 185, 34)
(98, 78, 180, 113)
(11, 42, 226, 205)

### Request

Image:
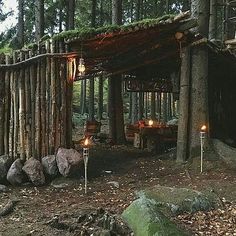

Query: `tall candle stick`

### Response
(83, 138, 89, 194)
(200, 125, 206, 173)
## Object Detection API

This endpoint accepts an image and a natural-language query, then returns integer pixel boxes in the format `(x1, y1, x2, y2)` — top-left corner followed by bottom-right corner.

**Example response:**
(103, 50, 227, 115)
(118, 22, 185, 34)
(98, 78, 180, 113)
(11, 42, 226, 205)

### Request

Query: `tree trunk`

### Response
(108, 0, 126, 144)
(97, 76, 103, 120)
(35, 0, 44, 41)
(136, 0, 141, 20)
(81, 80, 87, 114)
(177, 47, 191, 163)
(99, 0, 104, 26)
(209, 0, 217, 40)
(112, 0, 122, 25)
(0, 58, 5, 155)
(138, 92, 144, 120)
(131, 92, 138, 124)
(182, 0, 190, 11)
(162, 93, 167, 122)
(225, 0, 236, 39)
(89, 2, 95, 121)
(150, 92, 156, 120)
(89, 78, 95, 121)
(166, 0, 169, 14)
(67, 0, 75, 30)
(17, 0, 24, 48)
(188, 0, 210, 157)
(91, 0, 97, 27)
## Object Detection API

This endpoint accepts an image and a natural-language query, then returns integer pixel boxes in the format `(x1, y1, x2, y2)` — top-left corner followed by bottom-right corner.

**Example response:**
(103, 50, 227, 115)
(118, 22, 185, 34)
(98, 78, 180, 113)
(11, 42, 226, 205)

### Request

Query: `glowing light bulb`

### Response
(78, 58, 85, 76)
(149, 119, 153, 126)
(201, 125, 207, 132)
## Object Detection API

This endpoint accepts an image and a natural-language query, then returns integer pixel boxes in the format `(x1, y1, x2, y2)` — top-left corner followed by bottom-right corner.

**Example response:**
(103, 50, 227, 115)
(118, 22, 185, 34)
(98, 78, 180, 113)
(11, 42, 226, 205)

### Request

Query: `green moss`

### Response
(122, 197, 188, 236)
(0, 46, 13, 54)
(51, 14, 175, 41)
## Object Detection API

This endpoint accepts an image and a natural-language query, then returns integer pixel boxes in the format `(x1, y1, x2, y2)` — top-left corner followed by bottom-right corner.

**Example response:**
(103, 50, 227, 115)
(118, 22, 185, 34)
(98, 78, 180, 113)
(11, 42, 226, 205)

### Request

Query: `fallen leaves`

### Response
(174, 201, 236, 235)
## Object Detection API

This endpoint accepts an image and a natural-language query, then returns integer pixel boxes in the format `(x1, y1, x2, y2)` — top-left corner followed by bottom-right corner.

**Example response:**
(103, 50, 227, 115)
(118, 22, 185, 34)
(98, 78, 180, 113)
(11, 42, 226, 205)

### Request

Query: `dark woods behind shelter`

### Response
(0, 0, 235, 161)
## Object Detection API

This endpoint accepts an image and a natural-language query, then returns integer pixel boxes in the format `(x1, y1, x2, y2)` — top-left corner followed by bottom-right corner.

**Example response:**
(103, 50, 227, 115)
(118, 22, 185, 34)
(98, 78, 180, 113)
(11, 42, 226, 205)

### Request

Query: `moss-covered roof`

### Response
(52, 14, 176, 42)
(62, 11, 197, 77)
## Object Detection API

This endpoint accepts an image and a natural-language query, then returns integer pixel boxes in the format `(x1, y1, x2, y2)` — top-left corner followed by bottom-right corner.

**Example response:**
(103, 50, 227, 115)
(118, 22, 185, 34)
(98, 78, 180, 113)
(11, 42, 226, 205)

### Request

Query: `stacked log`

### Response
(0, 39, 73, 160)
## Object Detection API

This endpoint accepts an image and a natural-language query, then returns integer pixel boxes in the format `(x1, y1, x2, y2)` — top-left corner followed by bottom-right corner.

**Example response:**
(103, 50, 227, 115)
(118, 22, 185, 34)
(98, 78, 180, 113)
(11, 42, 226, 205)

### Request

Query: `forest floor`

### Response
(1, 121, 236, 235)
(1, 145, 236, 236)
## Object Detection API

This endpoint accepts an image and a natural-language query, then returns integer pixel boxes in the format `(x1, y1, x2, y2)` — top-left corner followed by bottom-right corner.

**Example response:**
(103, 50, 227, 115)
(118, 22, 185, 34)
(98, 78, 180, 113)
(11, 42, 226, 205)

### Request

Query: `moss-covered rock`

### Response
(141, 185, 221, 215)
(122, 197, 188, 236)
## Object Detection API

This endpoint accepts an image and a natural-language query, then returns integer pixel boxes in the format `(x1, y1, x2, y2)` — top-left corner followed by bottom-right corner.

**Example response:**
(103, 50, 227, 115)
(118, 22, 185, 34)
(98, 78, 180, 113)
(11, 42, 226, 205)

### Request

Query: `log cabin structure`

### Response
(0, 11, 235, 161)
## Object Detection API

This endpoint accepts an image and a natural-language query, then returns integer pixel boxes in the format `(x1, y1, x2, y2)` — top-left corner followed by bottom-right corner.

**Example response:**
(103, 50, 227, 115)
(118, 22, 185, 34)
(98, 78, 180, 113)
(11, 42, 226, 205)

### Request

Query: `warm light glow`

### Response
(78, 58, 85, 76)
(201, 125, 207, 132)
(84, 138, 89, 146)
(68, 57, 76, 81)
(149, 119, 154, 126)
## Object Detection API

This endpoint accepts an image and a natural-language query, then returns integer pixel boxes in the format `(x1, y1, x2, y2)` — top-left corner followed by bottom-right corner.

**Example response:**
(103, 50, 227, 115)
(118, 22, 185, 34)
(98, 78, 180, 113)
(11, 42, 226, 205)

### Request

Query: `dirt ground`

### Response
(1, 144, 236, 236)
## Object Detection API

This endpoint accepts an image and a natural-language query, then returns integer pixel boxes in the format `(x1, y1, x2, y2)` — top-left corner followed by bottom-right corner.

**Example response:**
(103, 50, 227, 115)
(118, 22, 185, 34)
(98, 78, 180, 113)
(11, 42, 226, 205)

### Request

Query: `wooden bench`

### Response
(84, 120, 101, 137)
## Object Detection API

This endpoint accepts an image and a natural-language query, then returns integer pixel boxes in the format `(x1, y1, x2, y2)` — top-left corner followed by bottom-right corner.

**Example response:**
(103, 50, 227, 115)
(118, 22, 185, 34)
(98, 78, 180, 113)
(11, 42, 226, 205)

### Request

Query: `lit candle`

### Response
(148, 119, 153, 127)
(83, 138, 89, 194)
(200, 125, 207, 173)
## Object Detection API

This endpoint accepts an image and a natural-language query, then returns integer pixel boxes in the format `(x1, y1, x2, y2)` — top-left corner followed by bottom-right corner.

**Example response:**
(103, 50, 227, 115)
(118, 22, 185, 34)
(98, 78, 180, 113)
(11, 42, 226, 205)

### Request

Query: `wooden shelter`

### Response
(0, 11, 235, 160)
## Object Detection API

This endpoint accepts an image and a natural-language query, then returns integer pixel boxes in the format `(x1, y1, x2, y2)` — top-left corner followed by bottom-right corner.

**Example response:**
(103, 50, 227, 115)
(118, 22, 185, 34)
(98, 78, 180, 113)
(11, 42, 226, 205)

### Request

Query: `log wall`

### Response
(0, 40, 74, 160)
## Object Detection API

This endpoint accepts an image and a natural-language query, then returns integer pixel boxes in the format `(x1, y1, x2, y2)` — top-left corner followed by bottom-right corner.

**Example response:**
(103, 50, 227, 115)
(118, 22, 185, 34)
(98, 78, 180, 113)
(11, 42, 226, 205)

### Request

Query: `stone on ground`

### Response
(141, 185, 221, 215)
(56, 148, 83, 177)
(0, 184, 7, 192)
(22, 157, 45, 186)
(42, 155, 58, 177)
(0, 155, 13, 183)
(212, 139, 236, 167)
(7, 158, 27, 185)
(51, 176, 81, 189)
(122, 197, 188, 236)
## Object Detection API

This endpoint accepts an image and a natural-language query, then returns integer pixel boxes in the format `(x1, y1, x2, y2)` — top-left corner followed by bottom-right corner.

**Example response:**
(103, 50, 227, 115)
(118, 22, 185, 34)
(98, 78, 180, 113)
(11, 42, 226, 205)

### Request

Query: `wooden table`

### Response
(138, 125, 177, 152)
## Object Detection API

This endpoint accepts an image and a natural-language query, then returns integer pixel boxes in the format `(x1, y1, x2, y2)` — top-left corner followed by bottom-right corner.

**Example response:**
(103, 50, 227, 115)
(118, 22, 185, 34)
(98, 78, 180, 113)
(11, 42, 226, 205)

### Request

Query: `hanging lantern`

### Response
(78, 57, 86, 76)
(68, 57, 77, 82)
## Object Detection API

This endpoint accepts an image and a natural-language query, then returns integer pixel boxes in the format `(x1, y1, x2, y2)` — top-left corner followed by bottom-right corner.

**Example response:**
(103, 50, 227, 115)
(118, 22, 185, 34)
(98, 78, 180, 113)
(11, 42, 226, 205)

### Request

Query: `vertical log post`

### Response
(25, 51, 31, 159)
(55, 41, 61, 151)
(0, 55, 5, 155)
(9, 55, 14, 158)
(50, 40, 57, 153)
(40, 45, 47, 157)
(4, 55, 10, 155)
(177, 46, 191, 162)
(19, 51, 26, 161)
(35, 49, 41, 159)
(30, 50, 36, 158)
(65, 44, 73, 148)
(59, 41, 67, 147)
(45, 40, 51, 154)
(13, 51, 19, 159)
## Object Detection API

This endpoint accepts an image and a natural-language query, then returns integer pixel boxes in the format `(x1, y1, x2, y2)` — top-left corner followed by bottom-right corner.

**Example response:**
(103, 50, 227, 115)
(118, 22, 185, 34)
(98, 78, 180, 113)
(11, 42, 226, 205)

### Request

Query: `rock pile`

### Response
(0, 148, 84, 187)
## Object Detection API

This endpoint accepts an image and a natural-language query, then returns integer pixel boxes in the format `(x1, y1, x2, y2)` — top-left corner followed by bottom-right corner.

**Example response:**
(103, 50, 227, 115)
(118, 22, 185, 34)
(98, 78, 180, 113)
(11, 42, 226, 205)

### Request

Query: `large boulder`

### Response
(0, 155, 13, 183)
(7, 158, 27, 185)
(22, 157, 45, 186)
(42, 155, 58, 177)
(140, 185, 221, 215)
(56, 148, 83, 177)
(122, 197, 188, 236)
(212, 139, 236, 167)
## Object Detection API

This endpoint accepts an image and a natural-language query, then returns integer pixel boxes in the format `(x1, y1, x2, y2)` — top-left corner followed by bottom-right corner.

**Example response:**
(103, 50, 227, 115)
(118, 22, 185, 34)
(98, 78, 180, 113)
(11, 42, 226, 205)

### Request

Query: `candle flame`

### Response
(84, 138, 89, 146)
(201, 125, 207, 132)
(149, 119, 153, 126)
